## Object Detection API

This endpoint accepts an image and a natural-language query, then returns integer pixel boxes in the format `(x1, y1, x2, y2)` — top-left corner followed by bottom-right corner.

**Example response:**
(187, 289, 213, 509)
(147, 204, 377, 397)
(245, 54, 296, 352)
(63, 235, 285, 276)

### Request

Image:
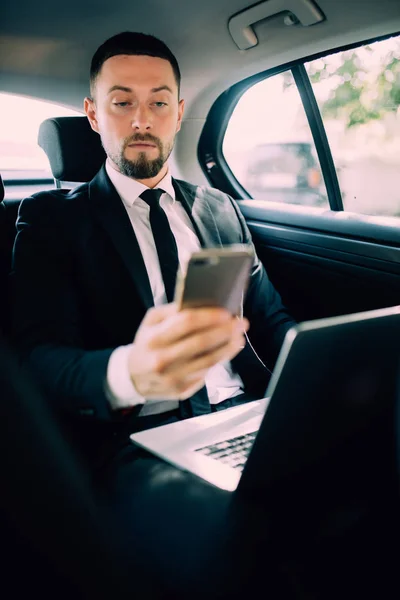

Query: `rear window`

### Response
(0, 93, 82, 197)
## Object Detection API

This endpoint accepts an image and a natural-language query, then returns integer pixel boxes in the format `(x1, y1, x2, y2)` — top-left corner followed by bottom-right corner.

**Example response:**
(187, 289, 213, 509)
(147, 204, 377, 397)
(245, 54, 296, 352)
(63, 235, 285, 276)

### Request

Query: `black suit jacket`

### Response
(11, 166, 295, 459)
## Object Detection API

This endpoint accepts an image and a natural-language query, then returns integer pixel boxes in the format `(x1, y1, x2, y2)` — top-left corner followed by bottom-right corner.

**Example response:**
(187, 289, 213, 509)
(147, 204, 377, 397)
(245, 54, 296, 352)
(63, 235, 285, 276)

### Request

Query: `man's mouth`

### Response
(128, 142, 157, 148)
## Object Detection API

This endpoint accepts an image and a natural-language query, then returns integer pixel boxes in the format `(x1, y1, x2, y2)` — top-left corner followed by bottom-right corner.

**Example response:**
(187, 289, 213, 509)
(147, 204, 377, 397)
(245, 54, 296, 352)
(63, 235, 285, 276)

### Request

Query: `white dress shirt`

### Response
(105, 159, 244, 416)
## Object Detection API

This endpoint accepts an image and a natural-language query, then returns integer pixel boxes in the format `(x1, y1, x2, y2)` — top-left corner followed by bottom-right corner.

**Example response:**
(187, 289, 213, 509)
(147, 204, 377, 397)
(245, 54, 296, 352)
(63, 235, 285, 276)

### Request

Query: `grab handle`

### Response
(228, 0, 325, 50)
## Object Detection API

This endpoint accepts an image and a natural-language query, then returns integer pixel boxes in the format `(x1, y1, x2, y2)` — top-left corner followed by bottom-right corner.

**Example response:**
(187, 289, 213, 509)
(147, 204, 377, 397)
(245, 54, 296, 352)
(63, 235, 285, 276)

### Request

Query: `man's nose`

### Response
(131, 105, 152, 130)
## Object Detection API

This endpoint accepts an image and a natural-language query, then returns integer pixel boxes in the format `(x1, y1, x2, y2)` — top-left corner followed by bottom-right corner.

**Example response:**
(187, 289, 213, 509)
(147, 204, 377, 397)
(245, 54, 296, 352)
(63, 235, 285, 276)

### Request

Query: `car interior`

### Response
(1, 0, 400, 597)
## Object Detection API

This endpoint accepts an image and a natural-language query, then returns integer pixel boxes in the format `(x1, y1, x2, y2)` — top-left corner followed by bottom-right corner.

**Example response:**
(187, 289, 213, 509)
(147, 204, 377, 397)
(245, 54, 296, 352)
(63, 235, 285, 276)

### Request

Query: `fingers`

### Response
(129, 304, 249, 401)
(156, 318, 247, 372)
(150, 308, 248, 348)
(146, 332, 245, 400)
(140, 302, 179, 326)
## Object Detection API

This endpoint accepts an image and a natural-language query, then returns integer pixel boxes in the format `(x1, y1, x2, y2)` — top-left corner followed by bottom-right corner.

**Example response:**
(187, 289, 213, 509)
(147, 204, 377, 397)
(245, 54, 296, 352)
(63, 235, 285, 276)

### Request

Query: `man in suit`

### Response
(11, 32, 295, 468)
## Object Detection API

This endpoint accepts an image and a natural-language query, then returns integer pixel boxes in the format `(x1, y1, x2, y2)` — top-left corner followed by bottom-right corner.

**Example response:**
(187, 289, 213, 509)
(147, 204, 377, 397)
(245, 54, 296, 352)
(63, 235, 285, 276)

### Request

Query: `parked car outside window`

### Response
(244, 141, 326, 206)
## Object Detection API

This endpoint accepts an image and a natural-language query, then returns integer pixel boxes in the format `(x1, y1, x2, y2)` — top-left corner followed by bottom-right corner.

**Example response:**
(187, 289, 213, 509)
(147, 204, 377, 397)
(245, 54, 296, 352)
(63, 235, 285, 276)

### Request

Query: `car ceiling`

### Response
(2, 0, 400, 121)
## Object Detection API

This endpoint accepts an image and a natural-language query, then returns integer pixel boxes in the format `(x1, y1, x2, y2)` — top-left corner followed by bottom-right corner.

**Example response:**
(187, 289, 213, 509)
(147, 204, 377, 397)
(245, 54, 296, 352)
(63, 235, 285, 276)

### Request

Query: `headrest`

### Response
(38, 116, 106, 182)
(0, 174, 4, 201)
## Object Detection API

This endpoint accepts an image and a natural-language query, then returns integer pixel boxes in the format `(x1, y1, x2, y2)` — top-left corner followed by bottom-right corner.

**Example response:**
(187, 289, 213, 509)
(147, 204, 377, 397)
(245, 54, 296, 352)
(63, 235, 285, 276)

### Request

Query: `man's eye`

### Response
(113, 102, 130, 107)
(153, 102, 167, 107)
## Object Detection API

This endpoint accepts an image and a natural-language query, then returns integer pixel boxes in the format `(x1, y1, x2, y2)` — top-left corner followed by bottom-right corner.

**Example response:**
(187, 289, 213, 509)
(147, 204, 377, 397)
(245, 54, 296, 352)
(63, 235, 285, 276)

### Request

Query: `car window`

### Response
(222, 71, 329, 208)
(221, 35, 400, 220)
(0, 93, 82, 197)
(306, 35, 400, 218)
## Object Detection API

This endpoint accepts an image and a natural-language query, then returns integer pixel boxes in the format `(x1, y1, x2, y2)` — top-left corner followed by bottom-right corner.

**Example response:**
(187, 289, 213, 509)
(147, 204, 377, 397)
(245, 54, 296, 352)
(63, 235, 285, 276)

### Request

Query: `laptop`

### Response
(131, 305, 400, 491)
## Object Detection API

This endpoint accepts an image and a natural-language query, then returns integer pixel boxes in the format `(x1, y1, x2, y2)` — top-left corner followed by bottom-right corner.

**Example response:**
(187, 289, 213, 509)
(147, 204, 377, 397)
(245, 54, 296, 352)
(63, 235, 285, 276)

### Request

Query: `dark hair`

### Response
(90, 31, 181, 97)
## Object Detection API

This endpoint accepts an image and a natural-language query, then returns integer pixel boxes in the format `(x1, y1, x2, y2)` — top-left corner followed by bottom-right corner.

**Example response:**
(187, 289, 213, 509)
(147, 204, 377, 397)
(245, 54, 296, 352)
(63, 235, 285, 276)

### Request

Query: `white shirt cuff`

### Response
(106, 344, 146, 410)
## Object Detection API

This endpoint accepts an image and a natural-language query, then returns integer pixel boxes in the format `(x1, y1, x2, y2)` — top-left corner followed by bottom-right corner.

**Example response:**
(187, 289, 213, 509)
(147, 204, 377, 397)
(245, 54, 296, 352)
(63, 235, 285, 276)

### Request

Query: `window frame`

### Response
(198, 30, 400, 215)
(291, 64, 343, 211)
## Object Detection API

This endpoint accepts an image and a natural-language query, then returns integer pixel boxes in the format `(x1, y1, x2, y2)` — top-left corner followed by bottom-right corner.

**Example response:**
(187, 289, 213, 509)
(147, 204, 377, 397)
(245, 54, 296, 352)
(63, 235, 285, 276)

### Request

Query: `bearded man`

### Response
(11, 32, 295, 469)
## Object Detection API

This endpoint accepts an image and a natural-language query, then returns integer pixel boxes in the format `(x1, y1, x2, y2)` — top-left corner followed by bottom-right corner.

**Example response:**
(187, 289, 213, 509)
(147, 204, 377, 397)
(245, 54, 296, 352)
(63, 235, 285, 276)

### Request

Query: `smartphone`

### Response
(174, 245, 254, 315)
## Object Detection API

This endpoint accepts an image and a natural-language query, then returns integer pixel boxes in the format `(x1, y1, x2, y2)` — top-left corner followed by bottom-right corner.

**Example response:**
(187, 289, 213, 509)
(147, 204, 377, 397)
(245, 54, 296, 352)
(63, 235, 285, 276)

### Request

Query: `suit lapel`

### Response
(89, 166, 154, 310)
(87, 172, 223, 310)
(172, 179, 223, 248)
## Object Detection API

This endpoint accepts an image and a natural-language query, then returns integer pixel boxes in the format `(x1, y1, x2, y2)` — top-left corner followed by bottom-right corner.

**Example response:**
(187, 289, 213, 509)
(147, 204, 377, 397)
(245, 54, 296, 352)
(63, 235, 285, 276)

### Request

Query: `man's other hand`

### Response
(128, 304, 249, 400)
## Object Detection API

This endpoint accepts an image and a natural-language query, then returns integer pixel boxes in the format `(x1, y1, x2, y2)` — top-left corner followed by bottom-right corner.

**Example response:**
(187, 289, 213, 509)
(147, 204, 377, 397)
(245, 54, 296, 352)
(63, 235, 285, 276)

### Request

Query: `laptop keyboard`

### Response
(195, 431, 257, 472)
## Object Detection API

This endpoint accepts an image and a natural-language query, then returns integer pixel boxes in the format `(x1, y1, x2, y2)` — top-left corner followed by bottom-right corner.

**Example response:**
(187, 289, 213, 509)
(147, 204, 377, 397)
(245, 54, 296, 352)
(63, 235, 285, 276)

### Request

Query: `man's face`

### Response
(85, 54, 184, 181)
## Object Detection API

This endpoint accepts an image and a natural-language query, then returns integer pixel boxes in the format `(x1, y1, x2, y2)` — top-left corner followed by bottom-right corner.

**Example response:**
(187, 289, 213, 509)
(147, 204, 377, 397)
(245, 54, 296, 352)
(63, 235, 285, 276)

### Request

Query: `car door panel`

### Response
(239, 203, 400, 323)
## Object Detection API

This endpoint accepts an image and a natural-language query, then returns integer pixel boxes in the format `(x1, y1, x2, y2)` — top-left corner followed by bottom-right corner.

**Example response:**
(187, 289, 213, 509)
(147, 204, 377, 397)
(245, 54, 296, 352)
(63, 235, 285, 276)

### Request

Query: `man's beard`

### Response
(108, 133, 173, 179)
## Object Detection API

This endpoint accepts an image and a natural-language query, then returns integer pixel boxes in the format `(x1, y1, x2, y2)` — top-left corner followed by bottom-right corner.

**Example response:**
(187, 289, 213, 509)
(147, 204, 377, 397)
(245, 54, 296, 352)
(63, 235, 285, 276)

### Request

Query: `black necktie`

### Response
(140, 188, 179, 302)
(140, 188, 211, 419)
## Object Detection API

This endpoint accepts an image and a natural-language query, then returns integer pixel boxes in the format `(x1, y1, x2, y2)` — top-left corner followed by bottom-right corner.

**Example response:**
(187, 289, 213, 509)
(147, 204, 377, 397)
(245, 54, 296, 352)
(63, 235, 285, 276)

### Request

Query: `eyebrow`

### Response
(107, 84, 174, 95)
(107, 85, 132, 95)
(150, 85, 173, 94)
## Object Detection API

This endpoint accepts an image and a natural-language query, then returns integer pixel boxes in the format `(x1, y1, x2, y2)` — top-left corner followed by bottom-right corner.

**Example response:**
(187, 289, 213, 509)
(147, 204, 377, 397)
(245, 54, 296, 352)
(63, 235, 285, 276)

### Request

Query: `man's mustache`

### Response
(124, 134, 162, 149)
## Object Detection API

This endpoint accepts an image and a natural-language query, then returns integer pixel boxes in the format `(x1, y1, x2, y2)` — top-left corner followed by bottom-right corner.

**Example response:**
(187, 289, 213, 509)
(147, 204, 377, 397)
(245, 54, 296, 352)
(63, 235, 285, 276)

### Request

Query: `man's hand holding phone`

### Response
(128, 246, 252, 400)
(128, 303, 249, 400)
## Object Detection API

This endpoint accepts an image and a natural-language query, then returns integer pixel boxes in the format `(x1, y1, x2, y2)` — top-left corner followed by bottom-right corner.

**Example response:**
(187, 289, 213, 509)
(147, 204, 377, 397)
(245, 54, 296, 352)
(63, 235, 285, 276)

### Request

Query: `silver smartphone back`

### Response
(174, 245, 254, 315)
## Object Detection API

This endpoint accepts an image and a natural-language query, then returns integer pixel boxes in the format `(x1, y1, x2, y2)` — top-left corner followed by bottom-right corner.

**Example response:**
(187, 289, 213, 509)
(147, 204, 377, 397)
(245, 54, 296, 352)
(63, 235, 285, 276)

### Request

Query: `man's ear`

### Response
(84, 97, 100, 133)
(176, 98, 185, 134)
